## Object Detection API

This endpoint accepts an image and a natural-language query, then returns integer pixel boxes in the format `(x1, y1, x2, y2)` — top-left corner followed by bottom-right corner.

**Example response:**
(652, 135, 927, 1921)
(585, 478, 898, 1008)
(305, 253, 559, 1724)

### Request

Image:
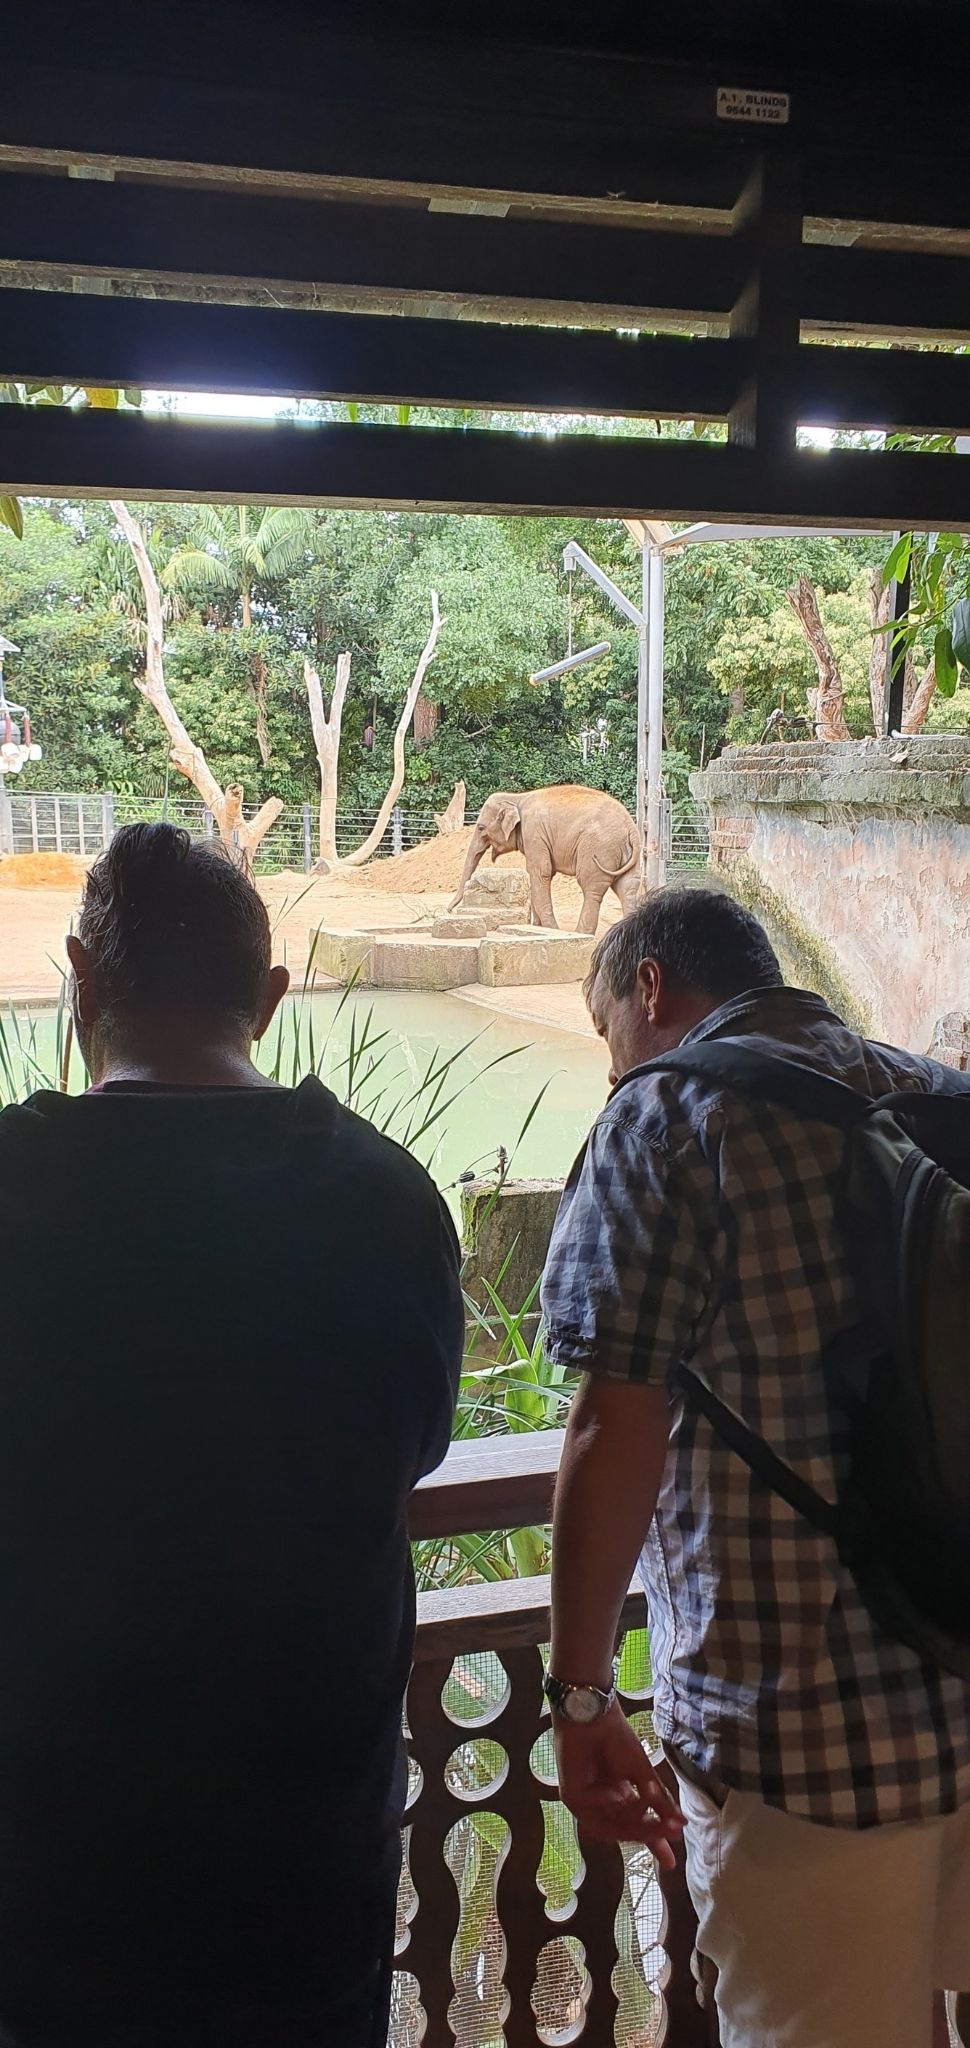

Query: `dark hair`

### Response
(586, 886, 782, 1006)
(78, 823, 271, 1030)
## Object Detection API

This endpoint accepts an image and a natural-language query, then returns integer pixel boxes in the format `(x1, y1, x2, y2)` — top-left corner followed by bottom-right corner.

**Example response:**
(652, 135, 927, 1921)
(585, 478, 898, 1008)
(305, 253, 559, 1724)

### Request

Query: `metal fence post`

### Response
(101, 793, 114, 849)
(301, 803, 312, 872)
(392, 806, 404, 857)
(30, 796, 38, 853)
(0, 785, 12, 857)
(203, 810, 215, 840)
(54, 795, 63, 853)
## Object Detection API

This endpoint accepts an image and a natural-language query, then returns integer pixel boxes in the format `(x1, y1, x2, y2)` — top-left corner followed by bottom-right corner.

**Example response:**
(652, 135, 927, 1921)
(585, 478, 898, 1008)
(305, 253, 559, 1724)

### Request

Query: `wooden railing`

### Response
(399, 1433, 713, 2048)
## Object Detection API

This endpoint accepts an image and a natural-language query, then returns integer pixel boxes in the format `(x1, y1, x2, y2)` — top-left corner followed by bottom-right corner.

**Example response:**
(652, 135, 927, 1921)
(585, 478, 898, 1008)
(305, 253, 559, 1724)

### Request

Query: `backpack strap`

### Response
(614, 1041, 874, 1129)
(673, 1363, 840, 1538)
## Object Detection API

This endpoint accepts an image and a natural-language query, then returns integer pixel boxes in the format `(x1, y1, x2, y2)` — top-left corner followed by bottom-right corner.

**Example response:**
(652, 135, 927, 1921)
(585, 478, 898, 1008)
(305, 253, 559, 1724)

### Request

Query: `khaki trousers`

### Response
(672, 1766, 970, 2048)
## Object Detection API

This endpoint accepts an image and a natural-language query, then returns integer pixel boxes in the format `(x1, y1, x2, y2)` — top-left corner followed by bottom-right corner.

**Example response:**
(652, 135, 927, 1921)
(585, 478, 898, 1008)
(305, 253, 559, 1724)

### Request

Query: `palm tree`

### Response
(163, 505, 310, 629)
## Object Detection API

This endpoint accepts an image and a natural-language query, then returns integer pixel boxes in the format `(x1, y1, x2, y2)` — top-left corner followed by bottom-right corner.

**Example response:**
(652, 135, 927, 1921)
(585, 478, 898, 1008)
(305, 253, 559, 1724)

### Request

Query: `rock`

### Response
(478, 929, 596, 987)
(928, 1012, 970, 1071)
(431, 912, 488, 940)
(464, 868, 531, 911)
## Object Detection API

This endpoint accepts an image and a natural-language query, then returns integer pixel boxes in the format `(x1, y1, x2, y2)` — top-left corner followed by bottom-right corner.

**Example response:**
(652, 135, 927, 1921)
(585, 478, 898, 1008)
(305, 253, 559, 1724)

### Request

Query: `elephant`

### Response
(449, 784, 641, 934)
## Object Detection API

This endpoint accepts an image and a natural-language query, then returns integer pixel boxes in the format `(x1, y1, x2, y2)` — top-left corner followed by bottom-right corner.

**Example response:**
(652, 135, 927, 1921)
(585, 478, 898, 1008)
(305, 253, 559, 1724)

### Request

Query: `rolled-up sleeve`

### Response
(541, 1106, 721, 1386)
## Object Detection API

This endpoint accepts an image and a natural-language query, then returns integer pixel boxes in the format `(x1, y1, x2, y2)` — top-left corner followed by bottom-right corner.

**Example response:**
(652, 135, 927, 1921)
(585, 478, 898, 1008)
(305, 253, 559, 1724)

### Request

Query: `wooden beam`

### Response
(0, 52, 747, 213)
(0, 288, 746, 420)
(0, 172, 741, 328)
(5, 173, 970, 346)
(3, 405, 970, 528)
(729, 154, 803, 457)
(410, 1431, 562, 1541)
(414, 1569, 646, 1662)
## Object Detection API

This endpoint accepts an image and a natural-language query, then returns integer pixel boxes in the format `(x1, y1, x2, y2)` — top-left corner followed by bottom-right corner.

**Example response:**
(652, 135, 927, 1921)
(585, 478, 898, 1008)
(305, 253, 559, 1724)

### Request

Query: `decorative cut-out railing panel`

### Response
(402, 1442, 713, 2046)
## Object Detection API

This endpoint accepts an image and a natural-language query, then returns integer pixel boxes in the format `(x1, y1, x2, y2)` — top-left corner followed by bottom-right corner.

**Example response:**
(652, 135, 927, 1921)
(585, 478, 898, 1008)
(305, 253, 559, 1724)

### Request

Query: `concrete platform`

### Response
(478, 928, 597, 987)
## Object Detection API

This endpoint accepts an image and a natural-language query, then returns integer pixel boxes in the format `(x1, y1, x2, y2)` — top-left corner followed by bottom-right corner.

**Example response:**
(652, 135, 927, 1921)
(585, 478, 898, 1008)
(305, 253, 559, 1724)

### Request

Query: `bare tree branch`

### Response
(304, 650, 352, 863)
(340, 591, 444, 867)
(110, 499, 282, 865)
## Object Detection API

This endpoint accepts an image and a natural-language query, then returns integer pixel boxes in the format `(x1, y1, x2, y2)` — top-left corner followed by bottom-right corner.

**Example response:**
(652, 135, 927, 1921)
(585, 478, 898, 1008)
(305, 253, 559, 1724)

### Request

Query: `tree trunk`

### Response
(902, 659, 938, 734)
(867, 567, 892, 736)
(412, 694, 440, 745)
(784, 577, 851, 741)
(250, 655, 271, 766)
(304, 649, 351, 863)
(110, 499, 282, 865)
(435, 780, 466, 834)
(339, 592, 444, 866)
(241, 587, 252, 631)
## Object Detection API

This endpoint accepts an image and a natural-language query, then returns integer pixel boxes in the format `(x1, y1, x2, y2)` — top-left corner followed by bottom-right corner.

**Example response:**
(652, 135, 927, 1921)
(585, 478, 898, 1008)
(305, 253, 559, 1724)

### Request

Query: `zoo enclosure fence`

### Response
(0, 791, 709, 874)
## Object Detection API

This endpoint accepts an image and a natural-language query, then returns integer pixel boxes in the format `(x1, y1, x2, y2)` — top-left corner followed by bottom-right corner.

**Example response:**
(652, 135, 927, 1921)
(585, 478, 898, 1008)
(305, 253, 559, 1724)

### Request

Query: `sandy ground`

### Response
(0, 853, 602, 1035)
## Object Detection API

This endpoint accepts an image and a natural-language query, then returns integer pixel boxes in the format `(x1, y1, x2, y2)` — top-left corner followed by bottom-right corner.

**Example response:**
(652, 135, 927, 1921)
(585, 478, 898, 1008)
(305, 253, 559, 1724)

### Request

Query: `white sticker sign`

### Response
(716, 87, 790, 126)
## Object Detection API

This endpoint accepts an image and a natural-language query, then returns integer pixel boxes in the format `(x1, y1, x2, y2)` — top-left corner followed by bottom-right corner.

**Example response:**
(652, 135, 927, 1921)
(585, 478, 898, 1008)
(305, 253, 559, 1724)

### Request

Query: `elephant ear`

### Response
(497, 802, 521, 841)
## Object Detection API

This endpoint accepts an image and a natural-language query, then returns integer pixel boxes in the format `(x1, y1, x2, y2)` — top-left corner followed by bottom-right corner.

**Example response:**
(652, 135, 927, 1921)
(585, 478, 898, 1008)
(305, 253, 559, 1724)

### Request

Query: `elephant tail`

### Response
(592, 834, 640, 882)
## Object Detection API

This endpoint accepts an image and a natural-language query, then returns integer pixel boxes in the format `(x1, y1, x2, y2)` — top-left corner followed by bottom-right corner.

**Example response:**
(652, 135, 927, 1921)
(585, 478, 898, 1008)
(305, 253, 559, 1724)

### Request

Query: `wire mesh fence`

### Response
(0, 792, 437, 871)
(1, 790, 711, 878)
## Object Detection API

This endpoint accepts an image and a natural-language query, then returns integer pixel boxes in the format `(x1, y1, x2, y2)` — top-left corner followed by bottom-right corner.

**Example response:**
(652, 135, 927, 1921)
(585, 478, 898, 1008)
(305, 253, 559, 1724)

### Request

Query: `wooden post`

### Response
(728, 151, 803, 460)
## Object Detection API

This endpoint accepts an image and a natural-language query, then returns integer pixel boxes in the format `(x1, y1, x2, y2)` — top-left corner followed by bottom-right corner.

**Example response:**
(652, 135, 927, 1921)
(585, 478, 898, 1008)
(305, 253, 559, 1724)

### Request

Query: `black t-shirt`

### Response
(0, 1078, 462, 2029)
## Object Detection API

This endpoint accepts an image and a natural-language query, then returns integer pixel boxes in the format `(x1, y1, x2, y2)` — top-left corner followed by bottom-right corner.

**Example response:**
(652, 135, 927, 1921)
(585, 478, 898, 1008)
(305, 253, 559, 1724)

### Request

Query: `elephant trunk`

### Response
(448, 829, 487, 910)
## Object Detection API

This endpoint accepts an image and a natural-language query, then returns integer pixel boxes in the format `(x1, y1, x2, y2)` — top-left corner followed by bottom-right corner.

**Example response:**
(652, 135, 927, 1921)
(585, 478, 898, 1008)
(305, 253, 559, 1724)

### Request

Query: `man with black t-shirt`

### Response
(0, 823, 463, 2048)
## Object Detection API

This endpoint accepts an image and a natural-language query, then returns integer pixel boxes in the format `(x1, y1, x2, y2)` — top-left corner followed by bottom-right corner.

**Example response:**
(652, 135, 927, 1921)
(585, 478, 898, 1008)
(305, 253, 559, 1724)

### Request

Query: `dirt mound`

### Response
(0, 852, 87, 889)
(341, 826, 524, 895)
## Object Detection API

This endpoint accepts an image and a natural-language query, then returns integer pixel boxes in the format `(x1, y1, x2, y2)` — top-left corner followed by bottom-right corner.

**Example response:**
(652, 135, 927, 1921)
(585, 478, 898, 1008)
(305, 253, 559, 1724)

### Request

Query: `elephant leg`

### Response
(578, 882, 608, 935)
(614, 870, 642, 917)
(530, 865, 558, 928)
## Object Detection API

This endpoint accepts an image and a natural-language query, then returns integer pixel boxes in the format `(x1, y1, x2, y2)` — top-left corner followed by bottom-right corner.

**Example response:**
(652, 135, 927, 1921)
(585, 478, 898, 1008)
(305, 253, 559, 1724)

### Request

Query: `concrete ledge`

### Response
(369, 934, 481, 989)
(312, 925, 480, 989)
(694, 735, 970, 817)
(311, 928, 374, 983)
(479, 929, 596, 986)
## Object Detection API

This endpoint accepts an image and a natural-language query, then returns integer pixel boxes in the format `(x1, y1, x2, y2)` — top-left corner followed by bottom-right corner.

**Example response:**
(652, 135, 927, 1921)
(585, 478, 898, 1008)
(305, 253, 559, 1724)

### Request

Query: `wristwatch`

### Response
(543, 1670, 617, 1724)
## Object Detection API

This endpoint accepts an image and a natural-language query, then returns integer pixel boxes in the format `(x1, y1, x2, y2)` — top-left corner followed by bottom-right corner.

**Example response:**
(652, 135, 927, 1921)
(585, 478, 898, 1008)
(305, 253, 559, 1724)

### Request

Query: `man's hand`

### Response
(554, 1700, 683, 1866)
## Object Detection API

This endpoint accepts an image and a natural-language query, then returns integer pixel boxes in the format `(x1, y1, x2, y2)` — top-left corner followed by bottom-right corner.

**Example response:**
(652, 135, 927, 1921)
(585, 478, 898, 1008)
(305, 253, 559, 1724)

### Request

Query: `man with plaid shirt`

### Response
(541, 887, 970, 2048)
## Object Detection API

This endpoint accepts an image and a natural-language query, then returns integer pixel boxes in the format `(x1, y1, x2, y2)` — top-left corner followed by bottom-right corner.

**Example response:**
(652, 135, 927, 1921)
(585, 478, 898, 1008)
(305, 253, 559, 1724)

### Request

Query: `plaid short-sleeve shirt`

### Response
(542, 987, 970, 1828)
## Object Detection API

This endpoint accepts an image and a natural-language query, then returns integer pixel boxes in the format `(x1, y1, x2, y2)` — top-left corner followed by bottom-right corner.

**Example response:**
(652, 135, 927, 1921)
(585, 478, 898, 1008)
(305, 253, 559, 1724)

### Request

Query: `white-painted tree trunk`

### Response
(110, 500, 283, 865)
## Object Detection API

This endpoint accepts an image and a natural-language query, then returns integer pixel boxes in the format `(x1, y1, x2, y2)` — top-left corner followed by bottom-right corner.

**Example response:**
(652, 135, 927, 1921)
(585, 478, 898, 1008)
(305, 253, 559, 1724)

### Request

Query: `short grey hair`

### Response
(585, 887, 783, 1006)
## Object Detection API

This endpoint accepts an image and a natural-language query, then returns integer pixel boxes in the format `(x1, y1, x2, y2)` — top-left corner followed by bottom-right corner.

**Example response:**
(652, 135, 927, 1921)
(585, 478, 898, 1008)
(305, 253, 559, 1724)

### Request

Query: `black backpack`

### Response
(618, 1042, 970, 1678)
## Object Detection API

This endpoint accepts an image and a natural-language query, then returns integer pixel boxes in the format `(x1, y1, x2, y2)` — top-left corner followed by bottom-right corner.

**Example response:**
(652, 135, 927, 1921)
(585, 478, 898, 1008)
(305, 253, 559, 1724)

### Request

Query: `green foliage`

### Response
(163, 504, 311, 620)
(709, 571, 877, 741)
(377, 519, 562, 717)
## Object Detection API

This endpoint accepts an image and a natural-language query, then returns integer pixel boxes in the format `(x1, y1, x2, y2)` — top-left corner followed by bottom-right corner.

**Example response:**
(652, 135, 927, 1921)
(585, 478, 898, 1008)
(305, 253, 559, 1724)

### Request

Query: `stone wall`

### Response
(692, 736, 970, 1055)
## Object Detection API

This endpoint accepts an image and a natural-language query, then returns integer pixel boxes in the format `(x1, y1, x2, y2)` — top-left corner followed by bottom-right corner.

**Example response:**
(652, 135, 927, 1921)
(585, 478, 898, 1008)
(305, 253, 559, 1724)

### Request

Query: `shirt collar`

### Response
(681, 986, 842, 1046)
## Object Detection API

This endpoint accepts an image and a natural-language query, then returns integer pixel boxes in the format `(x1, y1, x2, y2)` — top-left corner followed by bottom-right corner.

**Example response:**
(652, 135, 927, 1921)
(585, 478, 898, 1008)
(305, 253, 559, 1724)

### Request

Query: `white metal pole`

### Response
(646, 546, 666, 890)
(636, 539, 649, 877)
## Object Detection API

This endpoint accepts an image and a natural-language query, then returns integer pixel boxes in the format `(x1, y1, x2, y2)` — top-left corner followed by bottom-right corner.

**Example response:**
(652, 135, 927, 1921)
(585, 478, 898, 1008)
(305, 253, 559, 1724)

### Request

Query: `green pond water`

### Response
(3, 990, 607, 1194)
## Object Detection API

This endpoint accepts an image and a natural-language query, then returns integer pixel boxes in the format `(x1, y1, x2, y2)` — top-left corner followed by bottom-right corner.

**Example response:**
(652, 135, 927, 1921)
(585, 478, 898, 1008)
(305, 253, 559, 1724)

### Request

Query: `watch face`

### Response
(562, 1686, 603, 1725)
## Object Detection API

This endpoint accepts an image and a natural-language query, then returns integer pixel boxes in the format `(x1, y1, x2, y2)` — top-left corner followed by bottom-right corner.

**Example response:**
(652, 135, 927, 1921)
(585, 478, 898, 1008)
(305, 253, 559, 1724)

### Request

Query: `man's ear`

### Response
(635, 957, 663, 1023)
(65, 935, 98, 1027)
(253, 964, 290, 1042)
